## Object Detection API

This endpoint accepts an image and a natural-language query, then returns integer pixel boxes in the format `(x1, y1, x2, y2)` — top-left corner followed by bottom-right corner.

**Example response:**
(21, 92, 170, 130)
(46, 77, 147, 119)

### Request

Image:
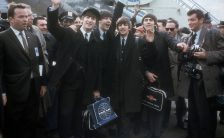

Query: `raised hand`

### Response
(51, 0, 61, 9)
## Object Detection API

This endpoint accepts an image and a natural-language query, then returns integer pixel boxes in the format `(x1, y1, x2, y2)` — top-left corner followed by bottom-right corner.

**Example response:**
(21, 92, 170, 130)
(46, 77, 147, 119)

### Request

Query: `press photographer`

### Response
(176, 9, 224, 138)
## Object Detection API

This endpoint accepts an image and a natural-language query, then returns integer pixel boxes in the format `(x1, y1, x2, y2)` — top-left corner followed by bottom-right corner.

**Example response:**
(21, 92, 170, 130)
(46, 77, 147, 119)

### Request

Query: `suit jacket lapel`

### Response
(197, 27, 207, 48)
(8, 29, 30, 60)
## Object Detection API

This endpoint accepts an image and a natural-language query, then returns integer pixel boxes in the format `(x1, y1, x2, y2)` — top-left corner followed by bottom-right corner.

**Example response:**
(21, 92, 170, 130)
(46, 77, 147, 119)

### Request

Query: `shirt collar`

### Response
(120, 35, 128, 41)
(99, 28, 106, 36)
(195, 29, 201, 36)
(192, 28, 201, 36)
(80, 26, 91, 38)
(11, 27, 25, 36)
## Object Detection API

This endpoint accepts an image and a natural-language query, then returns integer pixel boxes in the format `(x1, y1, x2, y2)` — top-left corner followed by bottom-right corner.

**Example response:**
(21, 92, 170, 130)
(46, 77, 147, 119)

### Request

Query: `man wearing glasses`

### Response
(165, 19, 188, 130)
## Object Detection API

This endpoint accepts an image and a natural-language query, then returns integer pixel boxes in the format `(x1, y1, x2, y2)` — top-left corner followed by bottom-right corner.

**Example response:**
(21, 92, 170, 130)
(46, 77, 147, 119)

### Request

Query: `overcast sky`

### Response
(183, 0, 224, 21)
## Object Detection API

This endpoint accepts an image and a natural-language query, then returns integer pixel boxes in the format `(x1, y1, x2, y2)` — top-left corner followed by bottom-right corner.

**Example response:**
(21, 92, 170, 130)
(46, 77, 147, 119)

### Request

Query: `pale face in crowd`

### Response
(82, 15, 97, 32)
(9, 8, 28, 31)
(99, 16, 112, 32)
(36, 19, 48, 33)
(74, 16, 82, 29)
(157, 22, 166, 32)
(142, 17, 155, 32)
(218, 26, 224, 35)
(117, 23, 130, 37)
(26, 8, 34, 27)
(165, 22, 178, 37)
(188, 13, 203, 32)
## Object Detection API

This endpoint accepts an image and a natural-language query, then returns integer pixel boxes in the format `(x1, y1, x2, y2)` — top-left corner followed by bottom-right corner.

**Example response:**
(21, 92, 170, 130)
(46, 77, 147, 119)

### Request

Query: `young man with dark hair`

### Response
(48, 0, 103, 137)
(33, 16, 48, 33)
(111, 16, 144, 138)
(157, 19, 167, 32)
(177, 9, 224, 138)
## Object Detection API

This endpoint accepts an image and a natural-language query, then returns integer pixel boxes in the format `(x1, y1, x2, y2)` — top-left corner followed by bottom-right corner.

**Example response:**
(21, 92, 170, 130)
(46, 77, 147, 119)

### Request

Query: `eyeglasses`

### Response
(165, 28, 175, 31)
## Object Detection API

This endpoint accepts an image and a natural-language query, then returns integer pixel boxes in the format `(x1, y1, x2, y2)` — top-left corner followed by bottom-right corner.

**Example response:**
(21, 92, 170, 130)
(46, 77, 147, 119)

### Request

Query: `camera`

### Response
(178, 44, 203, 79)
(182, 62, 202, 80)
(178, 44, 203, 62)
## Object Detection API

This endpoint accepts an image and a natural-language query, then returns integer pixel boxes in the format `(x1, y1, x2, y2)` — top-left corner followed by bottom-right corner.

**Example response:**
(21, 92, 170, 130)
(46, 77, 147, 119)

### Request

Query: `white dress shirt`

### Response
(80, 26, 91, 42)
(11, 27, 28, 49)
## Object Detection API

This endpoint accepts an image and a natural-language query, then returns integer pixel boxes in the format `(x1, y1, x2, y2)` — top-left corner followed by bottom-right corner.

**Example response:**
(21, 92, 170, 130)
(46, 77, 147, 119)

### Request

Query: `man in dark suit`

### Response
(177, 9, 224, 138)
(92, 1, 125, 102)
(0, 3, 47, 138)
(110, 16, 144, 138)
(48, 0, 101, 137)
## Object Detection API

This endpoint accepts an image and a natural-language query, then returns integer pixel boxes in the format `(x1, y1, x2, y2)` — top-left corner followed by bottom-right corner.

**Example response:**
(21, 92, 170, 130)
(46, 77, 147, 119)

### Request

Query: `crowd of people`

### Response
(0, 0, 224, 138)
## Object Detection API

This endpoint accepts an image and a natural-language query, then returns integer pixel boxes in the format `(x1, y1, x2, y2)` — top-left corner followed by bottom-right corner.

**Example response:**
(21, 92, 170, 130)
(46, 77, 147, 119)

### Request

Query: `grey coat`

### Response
(177, 27, 224, 98)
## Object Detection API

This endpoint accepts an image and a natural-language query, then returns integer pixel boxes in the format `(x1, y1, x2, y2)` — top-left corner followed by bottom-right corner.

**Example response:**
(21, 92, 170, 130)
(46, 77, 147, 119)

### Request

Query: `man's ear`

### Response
(8, 17, 13, 23)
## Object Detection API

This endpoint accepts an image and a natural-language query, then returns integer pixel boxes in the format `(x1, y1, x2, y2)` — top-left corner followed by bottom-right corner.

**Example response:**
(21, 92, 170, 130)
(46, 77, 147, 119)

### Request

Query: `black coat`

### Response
(47, 8, 105, 104)
(140, 31, 179, 98)
(111, 33, 143, 113)
(92, 29, 115, 95)
(47, 8, 83, 89)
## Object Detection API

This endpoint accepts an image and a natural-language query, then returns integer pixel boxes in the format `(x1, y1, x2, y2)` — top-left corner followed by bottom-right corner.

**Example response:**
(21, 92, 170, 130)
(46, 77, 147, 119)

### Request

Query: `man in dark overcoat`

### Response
(47, 0, 103, 137)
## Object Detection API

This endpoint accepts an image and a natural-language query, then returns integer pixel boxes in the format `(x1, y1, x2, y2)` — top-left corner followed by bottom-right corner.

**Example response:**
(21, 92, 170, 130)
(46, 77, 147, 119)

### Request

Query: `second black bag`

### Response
(142, 86, 167, 111)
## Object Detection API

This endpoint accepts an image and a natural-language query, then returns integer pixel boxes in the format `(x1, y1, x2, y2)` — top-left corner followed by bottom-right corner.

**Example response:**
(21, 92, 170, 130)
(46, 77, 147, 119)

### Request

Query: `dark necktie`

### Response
(189, 33, 197, 46)
(121, 38, 125, 48)
(84, 33, 88, 42)
(120, 38, 125, 62)
(19, 31, 29, 54)
(103, 32, 106, 40)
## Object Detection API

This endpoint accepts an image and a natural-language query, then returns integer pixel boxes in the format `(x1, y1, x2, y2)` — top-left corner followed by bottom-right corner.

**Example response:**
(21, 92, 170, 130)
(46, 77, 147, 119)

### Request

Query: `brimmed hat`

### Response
(218, 21, 224, 27)
(81, 7, 100, 20)
(204, 12, 211, 23)
(59, 11, 77, 21)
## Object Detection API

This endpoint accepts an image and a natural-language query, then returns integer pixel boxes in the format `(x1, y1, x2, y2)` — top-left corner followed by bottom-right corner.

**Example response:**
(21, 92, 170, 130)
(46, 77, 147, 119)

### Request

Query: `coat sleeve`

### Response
(109, 1, 125, 35)
(163, 32, 180, 52)
(47, 7, 73, 41)
(206, 30, 224, 65)
(0, 34, 5, 94)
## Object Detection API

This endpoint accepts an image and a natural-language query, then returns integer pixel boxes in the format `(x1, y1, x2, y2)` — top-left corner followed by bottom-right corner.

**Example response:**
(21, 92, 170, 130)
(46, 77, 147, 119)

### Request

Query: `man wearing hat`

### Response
(47, 0, 101, 138)
(59, 11, 77, 28)
(203, 12, 212, 29)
